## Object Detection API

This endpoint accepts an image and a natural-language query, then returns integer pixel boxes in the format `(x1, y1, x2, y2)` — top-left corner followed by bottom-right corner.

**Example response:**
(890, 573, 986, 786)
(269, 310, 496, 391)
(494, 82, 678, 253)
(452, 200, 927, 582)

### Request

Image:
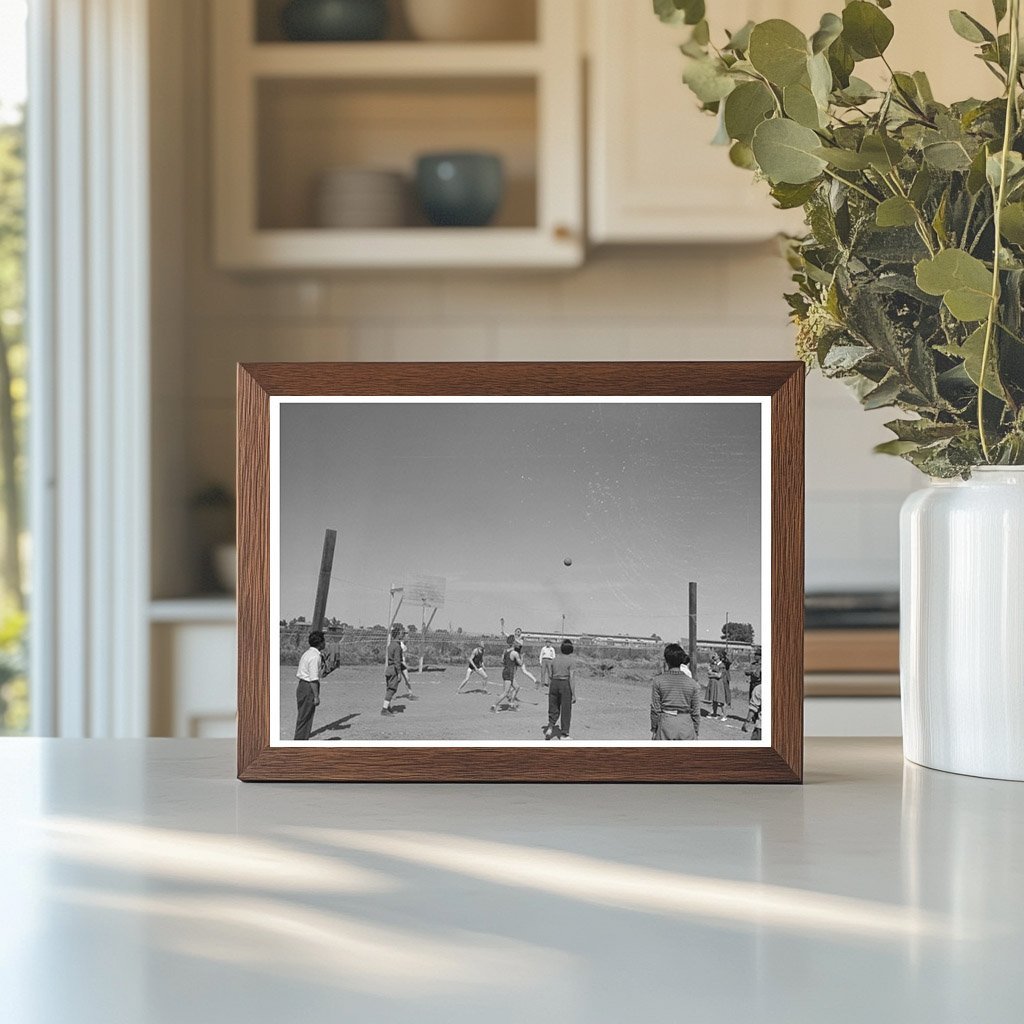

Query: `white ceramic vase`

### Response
(900, 467, 1024, 780)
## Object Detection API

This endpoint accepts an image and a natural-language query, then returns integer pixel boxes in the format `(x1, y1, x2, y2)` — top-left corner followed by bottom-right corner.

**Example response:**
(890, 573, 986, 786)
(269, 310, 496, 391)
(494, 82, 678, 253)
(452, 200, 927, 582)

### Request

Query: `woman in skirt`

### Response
(705, 653, 729, 721)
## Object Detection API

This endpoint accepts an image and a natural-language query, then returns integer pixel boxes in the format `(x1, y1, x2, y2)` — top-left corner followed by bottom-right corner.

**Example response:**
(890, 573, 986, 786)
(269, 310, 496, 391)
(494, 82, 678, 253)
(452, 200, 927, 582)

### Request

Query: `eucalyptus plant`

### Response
(657, 0, 1024, 475)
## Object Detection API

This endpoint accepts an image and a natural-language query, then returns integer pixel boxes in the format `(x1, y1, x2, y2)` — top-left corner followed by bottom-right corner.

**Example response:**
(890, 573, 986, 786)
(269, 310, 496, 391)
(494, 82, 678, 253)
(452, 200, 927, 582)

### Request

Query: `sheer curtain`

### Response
(28, 0, 150, 736)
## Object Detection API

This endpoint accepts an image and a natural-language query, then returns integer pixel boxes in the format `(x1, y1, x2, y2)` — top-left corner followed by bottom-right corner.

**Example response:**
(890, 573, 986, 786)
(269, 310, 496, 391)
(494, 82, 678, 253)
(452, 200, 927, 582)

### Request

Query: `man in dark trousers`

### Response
(294, 630, 335, 741)
(382, 624, 405, 716)
(650, 642, 701, 740)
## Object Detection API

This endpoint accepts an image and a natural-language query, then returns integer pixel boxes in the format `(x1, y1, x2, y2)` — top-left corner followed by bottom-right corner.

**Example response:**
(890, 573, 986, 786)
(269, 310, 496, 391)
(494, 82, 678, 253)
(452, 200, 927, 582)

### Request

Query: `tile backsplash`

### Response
(179, 247, 916, 595)
(159, 0, 917, 597)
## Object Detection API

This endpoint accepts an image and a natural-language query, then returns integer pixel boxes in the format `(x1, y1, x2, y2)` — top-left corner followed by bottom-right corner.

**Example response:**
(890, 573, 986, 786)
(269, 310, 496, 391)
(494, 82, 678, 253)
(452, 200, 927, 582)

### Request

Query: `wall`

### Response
(153, 0, 920, 599)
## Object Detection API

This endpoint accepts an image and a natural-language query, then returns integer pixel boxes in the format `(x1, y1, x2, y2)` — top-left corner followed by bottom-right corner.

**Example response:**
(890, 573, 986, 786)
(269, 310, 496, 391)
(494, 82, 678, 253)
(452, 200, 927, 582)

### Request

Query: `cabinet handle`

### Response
(553, 224, 574, 241)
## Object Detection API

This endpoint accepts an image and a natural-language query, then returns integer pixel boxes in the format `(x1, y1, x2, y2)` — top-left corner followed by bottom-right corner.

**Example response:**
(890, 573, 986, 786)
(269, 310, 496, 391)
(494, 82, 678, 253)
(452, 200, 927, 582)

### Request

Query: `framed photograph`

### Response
(237, 362, 804, 782)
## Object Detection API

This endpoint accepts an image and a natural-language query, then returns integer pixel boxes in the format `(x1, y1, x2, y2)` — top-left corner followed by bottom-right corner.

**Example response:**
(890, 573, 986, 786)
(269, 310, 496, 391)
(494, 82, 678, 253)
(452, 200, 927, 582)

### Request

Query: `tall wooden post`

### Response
(311, 529, 337, 633)
(688, 581, 697, 667)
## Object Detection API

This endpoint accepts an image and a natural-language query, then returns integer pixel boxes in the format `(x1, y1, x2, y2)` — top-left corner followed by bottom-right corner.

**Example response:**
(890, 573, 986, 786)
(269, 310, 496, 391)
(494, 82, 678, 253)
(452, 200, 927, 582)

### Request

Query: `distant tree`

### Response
(406, 624, 417, 634)
(721, 621, 754, 644)
(456, 626, 463, 635)
(650, 633, 661, 640)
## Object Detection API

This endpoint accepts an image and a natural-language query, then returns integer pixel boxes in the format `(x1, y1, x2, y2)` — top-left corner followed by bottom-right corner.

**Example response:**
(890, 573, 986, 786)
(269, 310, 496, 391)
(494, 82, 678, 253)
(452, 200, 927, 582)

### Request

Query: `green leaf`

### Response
(860, 133, 904, 173)
(770, 180, 820, 209)
(948, 10, 994, 44)
(967, 144, 991, 194)
(682, 57, 736, 104)
(909, 164, 933, 205)
(748, 20, 809, 87)
(884, 418, 963, 443)
(842, 1, 894, 59)
(724, 20, 755, 53)
(653, 0, 705, 26)
(729, 140, 757, 169)
(874, 439, 922, 455)
(876, 197, 918, 228)
(723, 81, 775, 144)
(986, 150, 1024, 191)
(683, 1, 706, 27)
(814, 146, 872, 170)
(932, 190, 950, 246)
(922, 140, 973, 171)
(1000, 203, 1024, 245)
(891, 72, 921, 108)
(915, 249, 994, 322)
(808, 51, 833, 109)
(784, 80, 824, 129)
(939, 326, 1006, 398)
(711, 109, 731, 145)
(862, 374, 903, 409)
(827, 36, 855, 88)
(913, 71, 935, 104)
(810, 12, 843, 54)
(993, 0, 1008, 24)
(751, 118, 828, 184)
(691, 19, 710, 45)
(837, 76, 879, 104)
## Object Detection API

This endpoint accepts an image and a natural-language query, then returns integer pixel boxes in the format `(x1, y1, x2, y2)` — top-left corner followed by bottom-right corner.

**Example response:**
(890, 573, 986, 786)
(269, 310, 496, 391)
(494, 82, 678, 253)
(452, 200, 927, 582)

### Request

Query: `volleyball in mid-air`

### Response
(563, 557, 573, 566)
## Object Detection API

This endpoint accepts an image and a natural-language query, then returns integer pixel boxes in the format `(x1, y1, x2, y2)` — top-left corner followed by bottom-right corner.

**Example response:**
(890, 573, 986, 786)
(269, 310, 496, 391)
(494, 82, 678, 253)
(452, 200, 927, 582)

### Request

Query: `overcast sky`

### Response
(278, 400, 763, 642)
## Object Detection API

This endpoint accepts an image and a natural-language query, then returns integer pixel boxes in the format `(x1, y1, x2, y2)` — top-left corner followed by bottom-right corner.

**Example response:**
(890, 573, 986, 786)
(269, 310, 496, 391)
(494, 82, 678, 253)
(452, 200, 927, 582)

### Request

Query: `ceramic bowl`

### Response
(403, 0, 534, 42)
(415, 152, 504, 227)
(316, 168, 407, 228)
(281, 0, 388, 42)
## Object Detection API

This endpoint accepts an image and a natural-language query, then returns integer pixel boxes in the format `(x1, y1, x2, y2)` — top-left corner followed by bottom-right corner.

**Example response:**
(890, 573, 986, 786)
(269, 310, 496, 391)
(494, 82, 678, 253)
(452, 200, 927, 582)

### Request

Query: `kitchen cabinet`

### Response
(587, 0, 998, 244)
(211, 0, 583, 269)
(150, 600, 237, 737)
(587, 0, 812, 243)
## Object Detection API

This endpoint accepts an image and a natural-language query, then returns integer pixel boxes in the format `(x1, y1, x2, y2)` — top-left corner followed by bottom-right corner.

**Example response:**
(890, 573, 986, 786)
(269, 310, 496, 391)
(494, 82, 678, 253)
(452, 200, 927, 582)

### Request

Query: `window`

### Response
(0, 0, 28, 734)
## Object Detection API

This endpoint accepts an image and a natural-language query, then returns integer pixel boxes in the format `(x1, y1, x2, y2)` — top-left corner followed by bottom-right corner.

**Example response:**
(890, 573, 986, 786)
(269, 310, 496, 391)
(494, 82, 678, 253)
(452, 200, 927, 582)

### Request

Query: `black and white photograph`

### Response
(270, 397, 770, 747)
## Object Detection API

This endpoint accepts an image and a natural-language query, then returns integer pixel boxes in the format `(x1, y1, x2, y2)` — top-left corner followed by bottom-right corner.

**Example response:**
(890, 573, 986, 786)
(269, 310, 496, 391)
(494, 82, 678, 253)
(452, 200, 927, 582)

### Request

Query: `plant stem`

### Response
(884, 171, 939, 254)
(979, 0, 1021, 462)
(822, 167, 880, 205)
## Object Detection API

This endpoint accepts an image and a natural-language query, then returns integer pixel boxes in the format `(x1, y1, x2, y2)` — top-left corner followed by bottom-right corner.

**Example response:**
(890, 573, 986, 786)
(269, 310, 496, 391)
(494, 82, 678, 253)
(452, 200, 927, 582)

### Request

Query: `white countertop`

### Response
(0, 738, 1019, 1023)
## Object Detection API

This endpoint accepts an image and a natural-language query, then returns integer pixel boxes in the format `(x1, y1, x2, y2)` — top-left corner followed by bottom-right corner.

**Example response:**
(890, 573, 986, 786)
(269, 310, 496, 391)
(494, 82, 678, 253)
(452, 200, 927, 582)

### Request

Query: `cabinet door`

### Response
(588, 0, 1001, 245)
(587, 0, 806, 242)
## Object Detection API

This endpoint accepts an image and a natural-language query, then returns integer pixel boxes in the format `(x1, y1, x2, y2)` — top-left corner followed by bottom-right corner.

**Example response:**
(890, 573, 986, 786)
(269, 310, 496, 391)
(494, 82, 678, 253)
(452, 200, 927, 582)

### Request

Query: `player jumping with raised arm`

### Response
(513, 627, 539, 688)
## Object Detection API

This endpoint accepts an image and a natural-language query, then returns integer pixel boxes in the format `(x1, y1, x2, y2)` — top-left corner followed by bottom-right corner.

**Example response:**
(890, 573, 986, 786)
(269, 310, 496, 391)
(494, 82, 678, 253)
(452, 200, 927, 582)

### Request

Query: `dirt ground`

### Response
(279, 664, 757, 743)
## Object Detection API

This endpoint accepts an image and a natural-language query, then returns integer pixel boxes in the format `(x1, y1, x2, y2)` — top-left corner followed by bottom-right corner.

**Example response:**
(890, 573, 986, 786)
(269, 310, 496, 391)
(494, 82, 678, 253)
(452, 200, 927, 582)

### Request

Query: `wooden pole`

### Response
(311, 529, 337, 633)
(688, 581, 697, 668)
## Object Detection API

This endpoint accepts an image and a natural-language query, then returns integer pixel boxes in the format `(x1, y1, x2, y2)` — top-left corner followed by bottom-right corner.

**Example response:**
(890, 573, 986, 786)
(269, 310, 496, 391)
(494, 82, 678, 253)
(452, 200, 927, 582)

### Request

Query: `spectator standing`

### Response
(294, 630, 334, 741)
(539, 639, 557, 689)
(544, 640, 576, 740)
(652, 643, 701, 740)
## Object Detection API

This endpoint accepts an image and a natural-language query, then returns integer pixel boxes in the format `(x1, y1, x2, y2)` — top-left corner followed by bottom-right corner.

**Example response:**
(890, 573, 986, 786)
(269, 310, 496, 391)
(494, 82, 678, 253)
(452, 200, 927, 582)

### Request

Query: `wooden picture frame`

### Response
(237, 362, 804, 782)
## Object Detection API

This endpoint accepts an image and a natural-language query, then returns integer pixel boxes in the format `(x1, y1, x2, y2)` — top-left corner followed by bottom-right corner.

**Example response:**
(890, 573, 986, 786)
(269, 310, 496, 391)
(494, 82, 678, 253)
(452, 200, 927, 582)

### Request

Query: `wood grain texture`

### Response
(236, 361, 805, 783)
(805, 629, 899, 674)
(237, 365, 270, 778)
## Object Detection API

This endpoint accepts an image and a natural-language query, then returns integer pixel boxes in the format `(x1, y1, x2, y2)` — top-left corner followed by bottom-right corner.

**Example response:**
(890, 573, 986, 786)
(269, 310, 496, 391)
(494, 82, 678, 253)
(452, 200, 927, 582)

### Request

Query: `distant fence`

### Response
(279, 627, 758, 686)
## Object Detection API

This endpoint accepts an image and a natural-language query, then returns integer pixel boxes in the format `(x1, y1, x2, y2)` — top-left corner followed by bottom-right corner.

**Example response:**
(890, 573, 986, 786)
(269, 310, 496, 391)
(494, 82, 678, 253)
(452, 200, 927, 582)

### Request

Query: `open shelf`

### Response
(249, 41, 544, 77)
(254, 0, 539, 44)
(257, 76, 538, 232)
(213, 0, 582, 268)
